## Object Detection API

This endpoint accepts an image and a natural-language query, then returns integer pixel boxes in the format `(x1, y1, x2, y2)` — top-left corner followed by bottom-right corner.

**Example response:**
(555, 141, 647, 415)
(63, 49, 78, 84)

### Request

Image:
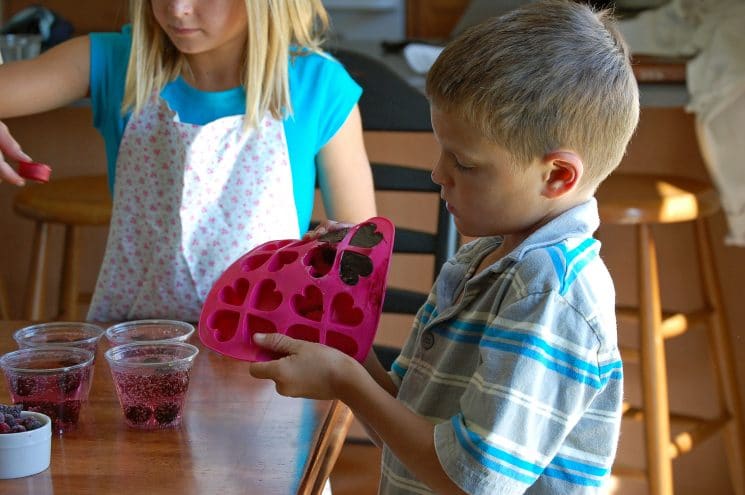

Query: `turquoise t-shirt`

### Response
(88, 27, 362, 232)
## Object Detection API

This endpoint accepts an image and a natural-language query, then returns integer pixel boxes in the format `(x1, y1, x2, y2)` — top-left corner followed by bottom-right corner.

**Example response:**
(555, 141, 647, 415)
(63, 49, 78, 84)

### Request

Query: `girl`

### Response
(0, 0, 376, 321)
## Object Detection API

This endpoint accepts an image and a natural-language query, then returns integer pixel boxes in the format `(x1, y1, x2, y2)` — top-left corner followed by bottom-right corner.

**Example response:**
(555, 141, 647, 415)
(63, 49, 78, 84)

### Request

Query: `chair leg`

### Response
(310, 404, 354, 495)
(637, 224, 674, 495)
(0, 274, 10, 319)
(24, 220, 50, 321)
(58, 225, 81, 320)
(695, 219, 745, 495)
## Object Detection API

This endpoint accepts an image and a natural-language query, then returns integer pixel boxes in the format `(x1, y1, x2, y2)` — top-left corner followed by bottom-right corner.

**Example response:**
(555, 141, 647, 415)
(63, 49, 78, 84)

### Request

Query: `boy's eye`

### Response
(453, 160, 474, 172)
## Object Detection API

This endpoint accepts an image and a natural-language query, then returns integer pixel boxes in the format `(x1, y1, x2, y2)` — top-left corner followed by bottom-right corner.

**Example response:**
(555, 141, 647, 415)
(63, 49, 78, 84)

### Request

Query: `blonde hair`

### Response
(122, 0, 329, 127)
(426, 0, 639, 188)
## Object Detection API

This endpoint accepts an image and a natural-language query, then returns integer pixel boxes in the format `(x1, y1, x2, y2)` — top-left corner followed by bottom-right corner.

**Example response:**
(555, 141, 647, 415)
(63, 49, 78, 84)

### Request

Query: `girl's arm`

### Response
(0, 36, 90, 118)
(0, 36, 90, 185)
(315, 104, 377, 223)
(249, 334, 467, 494)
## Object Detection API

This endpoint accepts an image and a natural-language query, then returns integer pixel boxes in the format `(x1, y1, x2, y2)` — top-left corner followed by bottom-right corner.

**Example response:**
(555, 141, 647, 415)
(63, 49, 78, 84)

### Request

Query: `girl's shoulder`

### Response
(89, 25, 132, 69)
(288, 48, 352, 81)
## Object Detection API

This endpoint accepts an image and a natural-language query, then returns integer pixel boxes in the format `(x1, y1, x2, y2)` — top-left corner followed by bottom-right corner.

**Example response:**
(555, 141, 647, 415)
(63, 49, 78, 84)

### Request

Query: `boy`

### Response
(249, 1, 639, 493)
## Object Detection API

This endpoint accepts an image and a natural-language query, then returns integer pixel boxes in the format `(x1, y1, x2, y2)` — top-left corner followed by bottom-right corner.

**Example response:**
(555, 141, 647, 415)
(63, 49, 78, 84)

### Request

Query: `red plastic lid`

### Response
(17, 161, 52, 183)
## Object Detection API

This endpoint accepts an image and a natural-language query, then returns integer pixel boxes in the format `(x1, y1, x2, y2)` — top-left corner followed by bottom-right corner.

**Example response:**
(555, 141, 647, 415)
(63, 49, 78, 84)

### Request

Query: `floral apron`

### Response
(88, 95, 299, 322)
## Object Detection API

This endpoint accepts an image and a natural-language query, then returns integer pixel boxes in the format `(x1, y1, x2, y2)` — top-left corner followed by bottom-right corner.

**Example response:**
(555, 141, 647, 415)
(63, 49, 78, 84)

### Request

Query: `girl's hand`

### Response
(303, 219, 354, 240)
(0, 121, 32, 186)
(248, 333, 357, 401)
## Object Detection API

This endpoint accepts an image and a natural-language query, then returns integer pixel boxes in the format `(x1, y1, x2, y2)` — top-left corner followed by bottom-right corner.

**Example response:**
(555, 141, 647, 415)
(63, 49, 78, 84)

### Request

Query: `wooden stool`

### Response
(0, 275, 10, 319)
(596, 173, 745, 495)
(13, 175, 112, 321)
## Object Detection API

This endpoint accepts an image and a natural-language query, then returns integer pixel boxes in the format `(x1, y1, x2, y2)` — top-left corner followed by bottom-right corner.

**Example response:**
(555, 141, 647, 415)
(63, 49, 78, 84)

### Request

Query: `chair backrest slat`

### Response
(330, 47, 460, 370)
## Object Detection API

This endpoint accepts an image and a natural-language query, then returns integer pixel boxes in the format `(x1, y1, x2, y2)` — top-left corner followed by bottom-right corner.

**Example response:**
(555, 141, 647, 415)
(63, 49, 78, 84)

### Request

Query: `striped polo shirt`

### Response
(382, 199, 623, 494)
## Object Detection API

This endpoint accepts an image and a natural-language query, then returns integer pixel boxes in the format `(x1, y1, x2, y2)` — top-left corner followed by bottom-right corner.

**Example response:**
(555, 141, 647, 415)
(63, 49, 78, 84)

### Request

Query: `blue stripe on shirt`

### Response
(431, 321, 621, 388)
(547, 239, 599, 296)
(452, 416, 538, 485)
(453, 416, 606, 487)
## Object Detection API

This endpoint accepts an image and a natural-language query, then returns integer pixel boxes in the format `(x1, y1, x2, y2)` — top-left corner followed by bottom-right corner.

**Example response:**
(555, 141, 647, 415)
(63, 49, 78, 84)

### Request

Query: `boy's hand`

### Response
(248, 333, 357, 401)
(0, 121, 32, 186)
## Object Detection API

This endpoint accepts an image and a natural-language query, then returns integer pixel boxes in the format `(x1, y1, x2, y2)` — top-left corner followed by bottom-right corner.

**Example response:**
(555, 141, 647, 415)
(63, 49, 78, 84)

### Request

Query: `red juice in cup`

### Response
(105, 342, 198, 429)
(0, 347, 95, 434)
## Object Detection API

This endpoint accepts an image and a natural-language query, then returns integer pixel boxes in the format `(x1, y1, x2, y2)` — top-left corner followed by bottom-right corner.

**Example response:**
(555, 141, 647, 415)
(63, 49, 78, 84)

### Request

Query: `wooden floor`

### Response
(329, 442, 382, 495)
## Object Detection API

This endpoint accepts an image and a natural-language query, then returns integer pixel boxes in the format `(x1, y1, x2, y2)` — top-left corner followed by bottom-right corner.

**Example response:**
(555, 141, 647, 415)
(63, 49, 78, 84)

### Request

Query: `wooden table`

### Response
(0, 321, 349, 494)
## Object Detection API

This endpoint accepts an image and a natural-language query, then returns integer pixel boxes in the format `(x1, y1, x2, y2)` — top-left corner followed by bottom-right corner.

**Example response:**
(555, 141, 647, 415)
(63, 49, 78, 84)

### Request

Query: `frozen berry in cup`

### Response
(105, 342, 199, 429)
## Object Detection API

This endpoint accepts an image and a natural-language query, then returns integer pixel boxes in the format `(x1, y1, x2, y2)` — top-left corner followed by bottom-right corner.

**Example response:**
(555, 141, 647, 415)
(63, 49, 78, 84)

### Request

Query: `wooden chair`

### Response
(330, 47, 458, 371)
(0, 275, 10, 319)
(317, 47, 458, 495)
(596, 173, 745, 495)
(13, 175, 112, 320)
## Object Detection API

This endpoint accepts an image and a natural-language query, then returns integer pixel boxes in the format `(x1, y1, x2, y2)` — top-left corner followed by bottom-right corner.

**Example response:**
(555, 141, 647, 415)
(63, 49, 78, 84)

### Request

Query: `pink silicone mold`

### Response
(198, 217, 395, 362)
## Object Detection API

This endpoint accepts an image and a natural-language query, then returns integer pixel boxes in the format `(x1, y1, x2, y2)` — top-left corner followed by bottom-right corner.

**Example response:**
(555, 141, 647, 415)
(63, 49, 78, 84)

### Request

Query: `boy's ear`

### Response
(540, 150, 583, 199)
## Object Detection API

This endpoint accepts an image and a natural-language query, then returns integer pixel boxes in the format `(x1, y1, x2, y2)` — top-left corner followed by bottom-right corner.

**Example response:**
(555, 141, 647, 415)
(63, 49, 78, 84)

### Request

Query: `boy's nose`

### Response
(430, 156, 447, 187)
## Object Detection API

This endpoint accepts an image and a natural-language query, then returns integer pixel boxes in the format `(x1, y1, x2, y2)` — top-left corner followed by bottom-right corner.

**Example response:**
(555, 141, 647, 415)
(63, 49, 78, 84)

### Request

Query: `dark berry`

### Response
(0, 403, 45, 433)
(12, 376, 37, 396)
(24, 401, 58, 419)
(59, 401, 81, 424)
(154, 403, 180, 424)
(59, 372, 82, 395)
(158, 372, 188, 397)
(21, 416, 42, 430)
(0, 404, 22, 418)
(125, 405, 153, 424)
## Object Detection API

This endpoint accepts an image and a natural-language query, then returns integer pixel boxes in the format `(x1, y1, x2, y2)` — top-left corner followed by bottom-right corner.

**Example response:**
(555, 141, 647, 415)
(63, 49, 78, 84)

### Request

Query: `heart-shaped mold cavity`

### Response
(330, 293, 364, 326)
(350, 223, 384, 248)
(319, 228, 350, 243)
(268, 250, 299, 272)
(339, 251, 373, 286)
(219, 278, 250, 306)
(252, 279, 282, 311)
(326, 330, 358, 356)
(304, 245, 336, 278)
(292, 286, 324, 322)
(242, 252, 272, 271)
(286, 324, 320, 343)
(262, 239, 296, 251)
(247, 315, 283, 360)
(209, 310, 241, 342)
(247, 315, 277, 335)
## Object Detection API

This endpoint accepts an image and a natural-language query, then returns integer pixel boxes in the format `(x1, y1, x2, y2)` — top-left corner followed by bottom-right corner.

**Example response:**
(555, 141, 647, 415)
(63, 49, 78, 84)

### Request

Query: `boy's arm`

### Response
(352, 348, 399, 447)
(248, 333, 468, 495)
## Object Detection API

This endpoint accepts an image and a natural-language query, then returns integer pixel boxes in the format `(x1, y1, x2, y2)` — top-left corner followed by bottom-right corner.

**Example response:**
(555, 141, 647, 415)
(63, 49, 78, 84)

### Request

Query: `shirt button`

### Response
(421, 331, 435, 350)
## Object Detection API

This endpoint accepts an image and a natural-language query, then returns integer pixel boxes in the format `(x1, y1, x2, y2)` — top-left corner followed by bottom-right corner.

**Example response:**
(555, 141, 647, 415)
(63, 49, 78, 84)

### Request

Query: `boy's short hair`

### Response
(426, 0, 639, 188)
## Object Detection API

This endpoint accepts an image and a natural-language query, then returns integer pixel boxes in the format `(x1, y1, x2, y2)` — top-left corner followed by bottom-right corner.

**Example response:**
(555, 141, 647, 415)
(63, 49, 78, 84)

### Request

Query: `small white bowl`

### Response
(0, 411, 52, 479)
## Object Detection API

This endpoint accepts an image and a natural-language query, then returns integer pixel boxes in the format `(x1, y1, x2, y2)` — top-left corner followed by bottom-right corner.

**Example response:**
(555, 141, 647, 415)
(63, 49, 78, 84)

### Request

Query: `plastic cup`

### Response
(105, 320, 195, 346)
(0, 347, 95, 434)
(14, 322, 105, 356)
(0, 34, 42, 63)
(105, 342, 199, 429)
